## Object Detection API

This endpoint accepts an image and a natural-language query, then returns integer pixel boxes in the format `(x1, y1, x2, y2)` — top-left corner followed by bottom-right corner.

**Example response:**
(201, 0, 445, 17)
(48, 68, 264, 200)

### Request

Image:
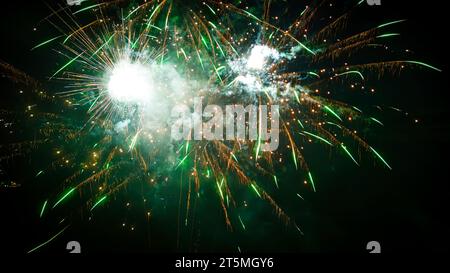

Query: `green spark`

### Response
(341, 144, 359, 166)
(238, 215, 246, 230)
(205, 3, 216, 15)
(214, 38, 226, 58)
(302, 131, 333, 146)
(231, 152, 238, 162)
(196, 50, 205, 70)
(243, 10, 259, 21)
(404, 61, 442, 72)
(51, 51, 85, 79)
(292, 38, 316, 55)
(39, 200, 48, 218)
(308, 71, 320, 78)
(389, 106, 402, 112)
(175, 152, 192, 169)
(147, 24, 162, 31)
(293, 90, 301, 103)
(292, 147, 298, 170)
(129, 131, 140, 151)
(273, 175, 279, 189)
(35, 170, 44, 177)
(377, 33, 401, 38)
(300, 6, 308, 16)
(326, 121, 342, 129)
(91, 195, 108, 211)
(27, 225, 70, 253)
(227, 41, 239, 56)
(213, 64, 224, 82)
(201, 35, 209, 49)
(146, 2, 163, 29)
(52, 188, 76, 209)
(308, 172, 317, 192)
(90, 33, 115, 58)
(227, 77, 239, 87)
(180, 48, 188, 60)
(377, 19, 406, 29)
(124, 6, 142, 20)
(352, 106, 363, 113)
(208, 21, 218, 29)
(370, 117, 384, 126)
(335, 70, 365, 81)
(324, 105, 343, 122)
(370, 147, 392, 170)
(217, 179, 224, 200)
(250, 184, 262, 198)
(176, 144, 185, 154)
(164, 6, 171, 30)
(31, 35, 63, 51)
(295, 223, 304, 235)
(185, 140, 190, 155)
(87, 95, 101, 112)
(73, 3, 104, 15)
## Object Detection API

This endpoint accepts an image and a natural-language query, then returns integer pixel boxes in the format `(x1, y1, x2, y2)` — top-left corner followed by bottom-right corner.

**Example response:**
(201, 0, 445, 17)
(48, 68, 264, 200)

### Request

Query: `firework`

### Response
(0, 0, 440, 252)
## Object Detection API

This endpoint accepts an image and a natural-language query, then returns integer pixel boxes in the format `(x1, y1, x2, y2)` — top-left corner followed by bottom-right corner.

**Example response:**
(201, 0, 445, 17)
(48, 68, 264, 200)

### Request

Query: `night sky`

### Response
(0, 0, 449, 255)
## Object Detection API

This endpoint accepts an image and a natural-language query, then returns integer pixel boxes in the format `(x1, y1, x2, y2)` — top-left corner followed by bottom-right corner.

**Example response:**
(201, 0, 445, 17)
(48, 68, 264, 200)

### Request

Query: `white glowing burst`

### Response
(228, 44, 283, 96)
(246, 45, 280, 70)
(107, 59, 154, 104)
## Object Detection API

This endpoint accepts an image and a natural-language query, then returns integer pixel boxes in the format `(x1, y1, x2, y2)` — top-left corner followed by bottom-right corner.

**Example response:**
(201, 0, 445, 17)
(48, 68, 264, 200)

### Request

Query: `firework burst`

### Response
(0, 0, 441, 252)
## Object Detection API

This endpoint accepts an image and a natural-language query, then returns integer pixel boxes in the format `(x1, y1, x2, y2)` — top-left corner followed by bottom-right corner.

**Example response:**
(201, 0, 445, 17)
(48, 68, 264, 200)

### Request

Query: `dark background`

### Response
(0, 0, 449, 254)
